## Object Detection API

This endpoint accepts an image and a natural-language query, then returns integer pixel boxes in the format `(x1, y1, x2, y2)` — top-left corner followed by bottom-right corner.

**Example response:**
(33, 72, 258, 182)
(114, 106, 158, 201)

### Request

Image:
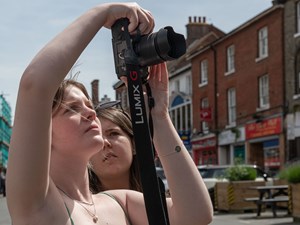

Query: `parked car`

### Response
(156, 167, 169, 191)
(198, 164, 269, 208)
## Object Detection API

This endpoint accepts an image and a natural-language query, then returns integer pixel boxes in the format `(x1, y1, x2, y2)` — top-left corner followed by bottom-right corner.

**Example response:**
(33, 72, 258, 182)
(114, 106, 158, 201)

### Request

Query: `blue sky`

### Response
(0, 0, 272, 118)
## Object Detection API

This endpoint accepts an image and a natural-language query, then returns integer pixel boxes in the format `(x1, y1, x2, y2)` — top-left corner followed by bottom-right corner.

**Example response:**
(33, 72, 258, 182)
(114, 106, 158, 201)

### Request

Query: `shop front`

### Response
(218, 127, 246, 164)
(246, 116, 283, 175)
(191, 135, 217, 165)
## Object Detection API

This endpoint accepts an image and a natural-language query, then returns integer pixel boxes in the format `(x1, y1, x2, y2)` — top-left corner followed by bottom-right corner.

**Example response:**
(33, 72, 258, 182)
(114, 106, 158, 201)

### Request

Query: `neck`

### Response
(50, 150, 92, 202)
(101, 173, 131, 191)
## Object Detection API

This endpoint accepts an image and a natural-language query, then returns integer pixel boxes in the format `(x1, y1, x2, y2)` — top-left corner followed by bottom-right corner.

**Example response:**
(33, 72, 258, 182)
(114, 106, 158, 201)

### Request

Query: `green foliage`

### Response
(225, 165, 257, 181)
(278, 164, 300, 184)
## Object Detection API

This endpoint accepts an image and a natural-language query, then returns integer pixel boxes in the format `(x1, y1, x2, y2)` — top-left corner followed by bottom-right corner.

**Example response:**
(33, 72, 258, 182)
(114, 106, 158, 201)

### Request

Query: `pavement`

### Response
(210, 210, 300, 225)
(0, 197, 11, 225)
(1, 195, 300, 225)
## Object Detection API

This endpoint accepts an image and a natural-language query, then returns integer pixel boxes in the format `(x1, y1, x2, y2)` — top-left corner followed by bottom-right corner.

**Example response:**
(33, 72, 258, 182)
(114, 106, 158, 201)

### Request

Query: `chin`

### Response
(90, 137, 104, 151)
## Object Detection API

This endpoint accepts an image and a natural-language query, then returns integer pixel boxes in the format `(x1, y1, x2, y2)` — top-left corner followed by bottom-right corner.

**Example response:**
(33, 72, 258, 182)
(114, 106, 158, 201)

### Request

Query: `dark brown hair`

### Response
(89, 107, 142, 193)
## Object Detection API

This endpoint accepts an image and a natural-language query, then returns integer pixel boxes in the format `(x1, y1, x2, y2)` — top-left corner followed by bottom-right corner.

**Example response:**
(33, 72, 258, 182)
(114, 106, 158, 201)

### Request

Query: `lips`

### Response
(85, 124, 100, 133)
(103, 152, 117, 162)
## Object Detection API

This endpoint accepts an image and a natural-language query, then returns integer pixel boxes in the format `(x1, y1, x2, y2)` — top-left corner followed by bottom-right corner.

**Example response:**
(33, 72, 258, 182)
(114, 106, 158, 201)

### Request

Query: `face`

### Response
(51, 85, 104, 156)
(90, 118, 134, 179)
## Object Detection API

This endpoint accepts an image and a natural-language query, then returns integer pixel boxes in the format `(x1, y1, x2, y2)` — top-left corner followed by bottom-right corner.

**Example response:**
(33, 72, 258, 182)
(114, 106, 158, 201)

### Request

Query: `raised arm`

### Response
(149, 63, 213, 225)
(6, 2, 154, 218)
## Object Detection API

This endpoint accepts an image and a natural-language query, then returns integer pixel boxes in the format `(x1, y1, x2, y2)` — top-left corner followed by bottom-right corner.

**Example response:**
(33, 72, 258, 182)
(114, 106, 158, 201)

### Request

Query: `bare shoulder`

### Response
(94, 189, 143, 205)
(95, 190, 148, 225)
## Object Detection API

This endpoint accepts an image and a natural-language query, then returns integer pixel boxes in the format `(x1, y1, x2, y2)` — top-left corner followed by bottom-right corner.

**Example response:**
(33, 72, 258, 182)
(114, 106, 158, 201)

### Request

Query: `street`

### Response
(1, 196, 300, 225)
(210, 210, 300, 225)
(0, 197, 10, 225)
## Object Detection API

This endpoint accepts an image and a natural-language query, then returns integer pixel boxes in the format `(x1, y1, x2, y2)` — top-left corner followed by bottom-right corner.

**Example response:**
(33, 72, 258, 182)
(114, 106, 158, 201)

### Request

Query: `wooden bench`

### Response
(244, 197, 260, 203)
(244, 196, 289, 217)
(261, 196, 290, 217)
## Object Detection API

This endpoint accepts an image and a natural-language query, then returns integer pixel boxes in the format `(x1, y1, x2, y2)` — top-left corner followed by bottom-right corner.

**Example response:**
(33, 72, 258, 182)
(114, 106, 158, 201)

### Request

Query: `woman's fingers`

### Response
(104, 3, 154, 35)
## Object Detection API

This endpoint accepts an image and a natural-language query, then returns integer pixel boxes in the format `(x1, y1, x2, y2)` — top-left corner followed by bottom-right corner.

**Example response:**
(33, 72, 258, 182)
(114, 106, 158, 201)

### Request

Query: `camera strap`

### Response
(111, 18, 170, 225)
(145, 81, 170, 224)
(126, 63, 170, 225)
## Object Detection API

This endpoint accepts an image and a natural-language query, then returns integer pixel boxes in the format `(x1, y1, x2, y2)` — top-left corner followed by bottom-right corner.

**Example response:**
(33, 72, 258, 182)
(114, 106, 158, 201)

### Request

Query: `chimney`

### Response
(272, 0, 286, 5)
(91, 79, 99, 106)
(185, 15, 210, 46)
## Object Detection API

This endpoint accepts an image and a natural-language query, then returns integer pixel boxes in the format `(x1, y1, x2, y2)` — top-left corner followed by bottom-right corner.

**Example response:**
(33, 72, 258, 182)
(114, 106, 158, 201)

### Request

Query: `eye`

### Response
(86, 101, 95, 110)
(109, 131, 120, 137)
(63, 104, 81, 114)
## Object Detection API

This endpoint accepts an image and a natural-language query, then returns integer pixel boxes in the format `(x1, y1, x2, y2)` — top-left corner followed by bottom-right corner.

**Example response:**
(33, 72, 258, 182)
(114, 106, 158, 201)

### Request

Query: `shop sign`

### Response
(200, 108, 212, 122)
(264, 157, 280, 168)
(192, 136, 216, 150)
(246, 117, 281, 139)
(178, 130, 192, 149)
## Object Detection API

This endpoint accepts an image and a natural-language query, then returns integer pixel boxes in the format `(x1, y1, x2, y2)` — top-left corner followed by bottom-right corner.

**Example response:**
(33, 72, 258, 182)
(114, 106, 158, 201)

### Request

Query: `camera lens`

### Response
(134, 26, 186, 66)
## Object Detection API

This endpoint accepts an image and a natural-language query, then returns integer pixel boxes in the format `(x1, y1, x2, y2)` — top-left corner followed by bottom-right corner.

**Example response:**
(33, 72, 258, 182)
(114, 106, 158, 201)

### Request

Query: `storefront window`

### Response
(234, 145, 245, 164)
(263, 139, 280, 175)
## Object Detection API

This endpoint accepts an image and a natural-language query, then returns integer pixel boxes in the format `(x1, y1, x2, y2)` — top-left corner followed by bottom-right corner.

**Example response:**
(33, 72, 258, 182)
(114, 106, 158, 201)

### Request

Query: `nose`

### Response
(103, 137, 112, 148)
(83, 106, 96, 121)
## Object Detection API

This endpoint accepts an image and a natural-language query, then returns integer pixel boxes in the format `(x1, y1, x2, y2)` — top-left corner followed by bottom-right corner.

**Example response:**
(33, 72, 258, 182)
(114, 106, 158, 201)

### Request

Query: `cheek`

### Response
(119, 140, 134, 161)
(52, 118, 79, 144)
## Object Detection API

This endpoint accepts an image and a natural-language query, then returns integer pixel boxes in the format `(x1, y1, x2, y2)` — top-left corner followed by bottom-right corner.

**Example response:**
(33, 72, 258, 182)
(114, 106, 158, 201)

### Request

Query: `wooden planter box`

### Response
(274, 180, 300, 220)
(291, 183, 300, 221)
(215, 181, 266, 212)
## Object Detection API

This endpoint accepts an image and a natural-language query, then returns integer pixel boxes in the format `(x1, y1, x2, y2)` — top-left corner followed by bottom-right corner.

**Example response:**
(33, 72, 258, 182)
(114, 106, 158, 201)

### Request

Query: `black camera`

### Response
(111, 18, 186, 81)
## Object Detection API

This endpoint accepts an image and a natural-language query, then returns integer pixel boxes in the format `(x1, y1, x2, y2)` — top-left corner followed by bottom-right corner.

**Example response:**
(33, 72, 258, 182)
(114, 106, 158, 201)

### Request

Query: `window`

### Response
(201, 98, 209, 132)
(187, 104, 191, 131)
(258, 27, 268, 59)
(175, 80, 180, 92)
(295, 51, 300, 95)
(298, 72, 300, 94)
(227, 88, 236, 125)
(259, 75, 269, 108)
(200, 60, 208, 85)
(169, 103, 192, 132)
(171, 110, 175, 127)
(186, 75, 192, 95)
(226, 45, 235, 74)
(297, 2, 300, 34)
(176, 107, 181, 129)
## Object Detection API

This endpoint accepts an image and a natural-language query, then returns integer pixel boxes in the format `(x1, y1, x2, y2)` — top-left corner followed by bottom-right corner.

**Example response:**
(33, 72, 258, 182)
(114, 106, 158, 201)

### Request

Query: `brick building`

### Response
(112, 16, 225, 154)
(283, 0, 300, 163)
(188, 4, 285, 174)
(110, 1, 300, 172)
(167, 17, 224, 153)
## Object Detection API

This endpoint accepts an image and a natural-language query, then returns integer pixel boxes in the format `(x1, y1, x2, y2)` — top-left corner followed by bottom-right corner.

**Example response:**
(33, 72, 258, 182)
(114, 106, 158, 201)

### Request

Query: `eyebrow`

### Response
(104, 127, 123, 132)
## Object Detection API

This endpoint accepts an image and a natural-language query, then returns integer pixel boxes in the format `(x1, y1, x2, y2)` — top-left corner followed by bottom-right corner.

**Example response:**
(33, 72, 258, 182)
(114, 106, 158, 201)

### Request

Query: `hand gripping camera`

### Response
(111, 18, 186, 82)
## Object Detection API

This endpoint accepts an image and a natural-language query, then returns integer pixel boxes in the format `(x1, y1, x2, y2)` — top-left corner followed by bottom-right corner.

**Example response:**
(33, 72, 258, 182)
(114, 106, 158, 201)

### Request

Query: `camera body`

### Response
(111, 18, 186, 81)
